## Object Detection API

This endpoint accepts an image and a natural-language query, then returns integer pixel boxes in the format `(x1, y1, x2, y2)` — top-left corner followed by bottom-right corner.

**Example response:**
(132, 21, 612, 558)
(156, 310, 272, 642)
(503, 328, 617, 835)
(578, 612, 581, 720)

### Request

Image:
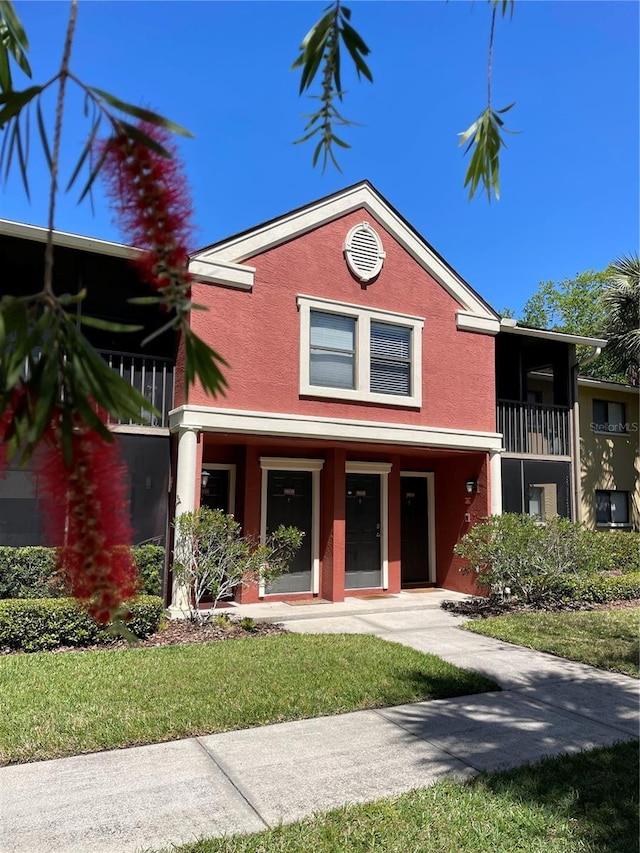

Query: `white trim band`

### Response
(169, 405, 503, 453)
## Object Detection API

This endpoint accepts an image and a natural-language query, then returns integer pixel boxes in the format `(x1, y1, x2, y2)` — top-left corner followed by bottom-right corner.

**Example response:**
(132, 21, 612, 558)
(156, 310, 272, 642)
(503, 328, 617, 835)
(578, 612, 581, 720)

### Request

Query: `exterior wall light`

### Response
(201, 470, 210, 490)
(465, 478, 479, 495)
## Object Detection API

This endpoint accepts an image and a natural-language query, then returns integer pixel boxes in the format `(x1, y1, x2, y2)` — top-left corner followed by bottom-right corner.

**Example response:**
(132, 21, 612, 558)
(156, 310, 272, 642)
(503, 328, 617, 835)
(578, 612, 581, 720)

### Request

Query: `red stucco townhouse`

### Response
(167, 182, 505, 610)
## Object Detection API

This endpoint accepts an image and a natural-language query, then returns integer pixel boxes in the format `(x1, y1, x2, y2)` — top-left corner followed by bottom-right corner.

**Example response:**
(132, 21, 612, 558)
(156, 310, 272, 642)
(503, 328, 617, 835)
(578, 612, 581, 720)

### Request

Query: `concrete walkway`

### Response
(2, 593, 638, 853)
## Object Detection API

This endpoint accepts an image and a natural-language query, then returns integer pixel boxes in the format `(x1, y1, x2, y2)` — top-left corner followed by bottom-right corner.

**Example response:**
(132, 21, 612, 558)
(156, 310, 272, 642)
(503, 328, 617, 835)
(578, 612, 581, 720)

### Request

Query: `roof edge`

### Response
(0, 218, 140, 260)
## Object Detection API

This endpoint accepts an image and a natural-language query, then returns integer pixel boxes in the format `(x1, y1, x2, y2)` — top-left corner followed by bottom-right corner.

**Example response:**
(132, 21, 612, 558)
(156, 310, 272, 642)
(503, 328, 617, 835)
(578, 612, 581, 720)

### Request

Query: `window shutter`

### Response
(370, 322, 411, 395)
(309, 311, 355, 389)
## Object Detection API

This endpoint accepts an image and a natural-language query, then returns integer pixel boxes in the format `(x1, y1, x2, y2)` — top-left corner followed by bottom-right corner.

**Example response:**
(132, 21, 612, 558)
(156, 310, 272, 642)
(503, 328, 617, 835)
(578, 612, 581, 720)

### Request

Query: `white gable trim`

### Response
(191, 183, 499, 329)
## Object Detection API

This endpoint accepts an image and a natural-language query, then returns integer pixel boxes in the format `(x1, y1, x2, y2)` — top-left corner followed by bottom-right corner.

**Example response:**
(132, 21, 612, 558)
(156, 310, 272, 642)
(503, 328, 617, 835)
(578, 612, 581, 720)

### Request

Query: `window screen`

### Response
(593, 399, 626, 433)
(370, 322, 411, 395)
(309, 311, 356, 389)
(596, 490, 629, 524)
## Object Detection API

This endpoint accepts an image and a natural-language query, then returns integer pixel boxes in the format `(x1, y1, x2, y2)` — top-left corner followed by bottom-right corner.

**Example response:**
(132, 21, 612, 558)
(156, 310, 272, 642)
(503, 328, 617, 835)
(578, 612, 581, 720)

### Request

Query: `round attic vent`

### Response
(344, 221, 386, 282)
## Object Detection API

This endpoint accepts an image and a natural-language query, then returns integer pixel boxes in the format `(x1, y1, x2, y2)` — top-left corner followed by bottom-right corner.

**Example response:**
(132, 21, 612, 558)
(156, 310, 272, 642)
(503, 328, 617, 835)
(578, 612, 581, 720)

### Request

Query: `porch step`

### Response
(225, 589, 473, 623)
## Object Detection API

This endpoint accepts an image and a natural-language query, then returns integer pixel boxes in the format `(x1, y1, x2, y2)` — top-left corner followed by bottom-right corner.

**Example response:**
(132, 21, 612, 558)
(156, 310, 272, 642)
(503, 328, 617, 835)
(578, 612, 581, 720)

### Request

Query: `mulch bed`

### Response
(4, 618, 288, 656)
(441, 597, 640, 619)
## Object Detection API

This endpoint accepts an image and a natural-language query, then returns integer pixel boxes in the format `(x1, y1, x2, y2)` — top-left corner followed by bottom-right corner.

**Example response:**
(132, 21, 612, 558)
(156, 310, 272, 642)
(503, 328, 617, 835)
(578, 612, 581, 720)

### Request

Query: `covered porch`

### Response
(168, 406, 503, 608)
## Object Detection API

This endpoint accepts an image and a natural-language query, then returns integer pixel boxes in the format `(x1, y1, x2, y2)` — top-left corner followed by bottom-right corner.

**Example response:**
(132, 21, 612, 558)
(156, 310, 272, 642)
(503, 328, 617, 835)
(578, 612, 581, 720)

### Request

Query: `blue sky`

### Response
(1, 1, 638, 315)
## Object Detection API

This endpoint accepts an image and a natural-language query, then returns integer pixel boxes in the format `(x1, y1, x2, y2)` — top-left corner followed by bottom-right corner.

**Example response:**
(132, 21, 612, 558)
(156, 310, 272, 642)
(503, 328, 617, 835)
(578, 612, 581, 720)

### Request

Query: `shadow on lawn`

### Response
(472, 740, 639, 853)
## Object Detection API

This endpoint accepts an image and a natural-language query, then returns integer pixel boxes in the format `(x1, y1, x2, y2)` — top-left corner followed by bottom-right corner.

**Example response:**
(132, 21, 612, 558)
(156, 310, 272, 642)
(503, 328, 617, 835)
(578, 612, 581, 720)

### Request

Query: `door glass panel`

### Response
(345, 473, 381, 589)
(266, 470, 313, 593)
(400, 476, 429, 584)
(201, 469, 230, 514)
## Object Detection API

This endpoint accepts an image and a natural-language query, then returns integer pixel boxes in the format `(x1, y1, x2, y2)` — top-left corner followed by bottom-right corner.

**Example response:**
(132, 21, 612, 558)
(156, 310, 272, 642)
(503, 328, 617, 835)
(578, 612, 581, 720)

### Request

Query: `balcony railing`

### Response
(497, 400, 570, 456)
(101, 350, 175, 428)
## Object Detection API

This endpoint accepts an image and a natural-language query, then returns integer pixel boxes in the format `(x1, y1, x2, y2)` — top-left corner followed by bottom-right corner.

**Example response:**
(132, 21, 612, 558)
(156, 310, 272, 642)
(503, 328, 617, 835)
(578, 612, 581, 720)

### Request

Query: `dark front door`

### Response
(266, 470, 313, 593)
(346, 473, 381, 589)
(400, 475, 430, 585)
(201, 469, 230, 514)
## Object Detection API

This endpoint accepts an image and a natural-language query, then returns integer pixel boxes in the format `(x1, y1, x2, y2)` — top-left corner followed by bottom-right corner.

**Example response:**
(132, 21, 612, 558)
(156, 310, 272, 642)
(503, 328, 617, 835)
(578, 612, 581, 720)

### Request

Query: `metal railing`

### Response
(497, 399, 570, 456)
(101, 350, 175, 428)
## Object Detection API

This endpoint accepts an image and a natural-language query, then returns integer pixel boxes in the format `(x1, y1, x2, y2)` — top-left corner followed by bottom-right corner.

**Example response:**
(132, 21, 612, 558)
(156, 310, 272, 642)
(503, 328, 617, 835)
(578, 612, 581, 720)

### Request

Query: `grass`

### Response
(463, 608, 640, 677)
(159, 741, 639, 853)
(0, 633, 497, 765)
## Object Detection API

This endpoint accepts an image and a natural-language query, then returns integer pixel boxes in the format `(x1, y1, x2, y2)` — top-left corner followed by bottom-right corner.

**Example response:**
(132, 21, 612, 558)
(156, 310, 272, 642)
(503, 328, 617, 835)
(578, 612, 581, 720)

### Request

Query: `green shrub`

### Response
(132, 545, 165, 596)
(455, 514, 596, 602)
(534, 572, 640, 604)
(588, 531, 639, 574)
(0, 547, 63, 599)
(173, 508, 303, 621)
(0, 595, 163, 652)
(0, 545, 165, 599)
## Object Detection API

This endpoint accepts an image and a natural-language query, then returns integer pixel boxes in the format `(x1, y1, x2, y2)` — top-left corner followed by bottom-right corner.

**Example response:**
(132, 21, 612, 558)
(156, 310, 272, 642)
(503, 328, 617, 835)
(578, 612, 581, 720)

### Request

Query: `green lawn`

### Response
(160, 741, 638, 853)
(0, 633, 497, 765)
(464, 609, 640, 676)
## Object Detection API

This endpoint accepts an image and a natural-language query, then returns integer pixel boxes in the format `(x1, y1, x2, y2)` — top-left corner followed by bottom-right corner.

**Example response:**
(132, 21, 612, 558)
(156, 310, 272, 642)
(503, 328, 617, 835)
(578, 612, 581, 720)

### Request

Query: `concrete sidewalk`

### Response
(2, 597, 638, 853)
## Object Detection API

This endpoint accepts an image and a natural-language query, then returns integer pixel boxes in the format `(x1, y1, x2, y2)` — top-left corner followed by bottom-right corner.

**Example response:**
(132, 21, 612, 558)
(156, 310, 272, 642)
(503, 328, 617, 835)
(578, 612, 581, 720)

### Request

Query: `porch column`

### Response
(168, 426, 200, 617)
(490, 450, 503, 516)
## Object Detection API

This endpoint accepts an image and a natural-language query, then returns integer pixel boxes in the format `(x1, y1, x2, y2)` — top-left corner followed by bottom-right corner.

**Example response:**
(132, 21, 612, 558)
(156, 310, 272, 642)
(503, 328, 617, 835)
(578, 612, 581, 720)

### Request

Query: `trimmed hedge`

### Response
(0, 595, 164, 652)
(588, 532, 639, 574)
(0, 547, 59, 599)
(0, 545, 164, 600)
(533, 571, 640, 604)
(132, 545, 165, 596)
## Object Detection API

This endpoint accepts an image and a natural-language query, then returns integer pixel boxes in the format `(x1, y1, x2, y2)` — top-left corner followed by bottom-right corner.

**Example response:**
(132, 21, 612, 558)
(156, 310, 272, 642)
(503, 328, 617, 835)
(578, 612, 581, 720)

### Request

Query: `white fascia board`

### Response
(189, 257, 255, 291)
(578, 377, 637, 393)
(456, 311, 501, 335)
(169, 404, 503, 453)
(499, 320, 607, 348)
(0, 218, 140, 260)
(193, 183, 498, 324)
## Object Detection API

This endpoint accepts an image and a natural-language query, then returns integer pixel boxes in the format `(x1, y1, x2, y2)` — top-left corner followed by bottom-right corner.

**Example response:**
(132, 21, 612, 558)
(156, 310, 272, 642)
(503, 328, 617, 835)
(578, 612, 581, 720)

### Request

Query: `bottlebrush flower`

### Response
(38, 413, 137, 624)
(101, 122, 194, 303)
(0, 387, 27, 479)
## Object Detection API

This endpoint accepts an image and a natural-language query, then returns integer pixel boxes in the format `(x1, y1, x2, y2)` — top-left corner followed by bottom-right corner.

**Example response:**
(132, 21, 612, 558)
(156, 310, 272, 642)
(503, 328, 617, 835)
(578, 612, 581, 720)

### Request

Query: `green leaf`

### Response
(0, 0, 31, 91)
(35, 98, 51, 171)
(77, 315, 143, 333)
(56, 289, 87, 306)
(14, 108, 29, 198)
(89, 87, 194, 137)
(66, 114, 101, 192)
(77, 143, 108, 203)
(0, 84, 41, 125)
(127, 296, 162, 306)
(115, 120, 173, 157)
(0, 29, 10, 92)
(459, 104, 516, 201)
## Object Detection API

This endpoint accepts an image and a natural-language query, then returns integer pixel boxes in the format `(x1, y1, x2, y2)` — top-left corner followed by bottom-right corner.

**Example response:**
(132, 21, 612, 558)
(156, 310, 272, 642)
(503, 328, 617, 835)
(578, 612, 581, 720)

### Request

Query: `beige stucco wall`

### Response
(579, 381, 639, 530)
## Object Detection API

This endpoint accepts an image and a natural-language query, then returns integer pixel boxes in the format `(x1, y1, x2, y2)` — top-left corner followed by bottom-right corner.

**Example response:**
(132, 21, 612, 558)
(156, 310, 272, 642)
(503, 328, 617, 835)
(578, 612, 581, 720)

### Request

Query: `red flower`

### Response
(0, 387, 27, 479)
(38, 413, 137, 624)
(101, 122, 194, 299)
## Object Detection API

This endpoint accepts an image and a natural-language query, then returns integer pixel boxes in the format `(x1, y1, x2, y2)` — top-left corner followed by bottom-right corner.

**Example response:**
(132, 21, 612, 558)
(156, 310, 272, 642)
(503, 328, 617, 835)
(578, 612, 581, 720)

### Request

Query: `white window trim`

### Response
(259, 457, 324, 597)
(201, 463, 236, 514)
(298, 295, 423, 408)
(400, 471, 436, 584)
(346, 461, 390, 589)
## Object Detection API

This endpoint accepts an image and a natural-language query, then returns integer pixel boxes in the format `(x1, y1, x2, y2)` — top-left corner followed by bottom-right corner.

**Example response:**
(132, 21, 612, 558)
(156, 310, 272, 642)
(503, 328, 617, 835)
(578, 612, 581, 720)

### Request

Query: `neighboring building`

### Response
(578, 378, 639, 532)
(0, 220, 174, 548)
(495, 322, 607, 524)
(2, 183, 623, 610)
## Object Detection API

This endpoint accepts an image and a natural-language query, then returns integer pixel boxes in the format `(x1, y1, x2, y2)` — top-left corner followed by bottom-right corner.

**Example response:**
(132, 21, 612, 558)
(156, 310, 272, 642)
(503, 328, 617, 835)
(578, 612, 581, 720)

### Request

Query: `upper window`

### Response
(595, 490, 629, 526)
(593, 399, 626, 433)
(299, 295, 423, 407)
